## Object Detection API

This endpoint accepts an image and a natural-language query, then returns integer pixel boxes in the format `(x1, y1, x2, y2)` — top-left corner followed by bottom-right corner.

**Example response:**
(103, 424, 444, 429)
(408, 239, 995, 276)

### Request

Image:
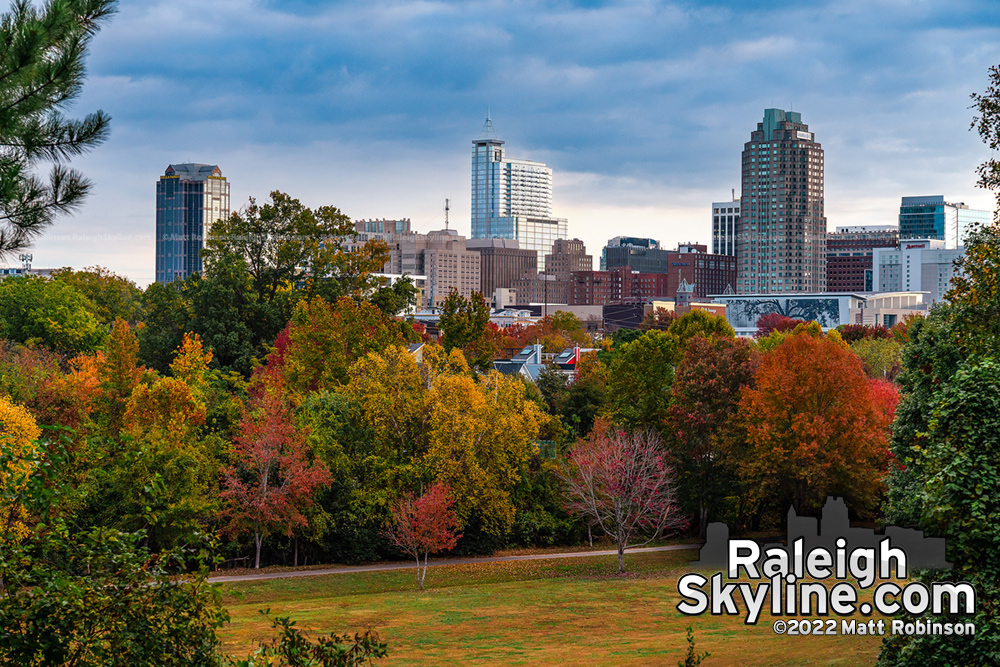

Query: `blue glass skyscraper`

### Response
(155, 163, 230, 283)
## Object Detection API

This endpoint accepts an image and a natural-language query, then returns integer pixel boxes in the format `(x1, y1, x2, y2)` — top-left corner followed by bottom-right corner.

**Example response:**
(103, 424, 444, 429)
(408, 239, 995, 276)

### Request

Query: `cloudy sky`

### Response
(15, 0, 1000, 286)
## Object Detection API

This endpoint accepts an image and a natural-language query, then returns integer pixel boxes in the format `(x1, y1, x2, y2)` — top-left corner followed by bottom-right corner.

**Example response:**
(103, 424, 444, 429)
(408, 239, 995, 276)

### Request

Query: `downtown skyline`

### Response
(10, 0, 1000, 286)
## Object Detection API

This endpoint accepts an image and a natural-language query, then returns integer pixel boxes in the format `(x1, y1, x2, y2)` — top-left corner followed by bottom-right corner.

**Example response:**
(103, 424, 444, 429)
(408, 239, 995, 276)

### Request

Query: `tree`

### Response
(222, 389, 330, 569)
(605, 329, 679, 430)
(438, 290, 493, 369)
(383, 482, 461, 590)
(0, 0, 114, 257)
(667, 335, 758, 537)
(753, 312, 803, 339)
(667, 309, 734, 354)
(850, 336, 903, 381)
(94, 318, 146, 440)
(736, 329, 895, 518)
(0, 396, 42, 545)
(561, 421, 687, 573)
(0, 274, 104, 353)
(51, 265, 143, 326)
(281, 296, 414, 401)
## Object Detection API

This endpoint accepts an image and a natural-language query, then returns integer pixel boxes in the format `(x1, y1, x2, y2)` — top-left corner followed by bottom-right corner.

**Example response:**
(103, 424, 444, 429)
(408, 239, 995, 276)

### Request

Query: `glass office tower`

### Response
(155, 163, 230, 283)
(470, 116, 566, 270)
(898, 195, 991, 249)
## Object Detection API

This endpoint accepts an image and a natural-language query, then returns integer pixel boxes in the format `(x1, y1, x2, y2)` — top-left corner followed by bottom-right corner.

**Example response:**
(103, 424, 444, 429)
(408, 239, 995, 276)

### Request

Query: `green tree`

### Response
(605, 329, 679, 430)
(52, 265, 143, 326)
(667, 309, 734, 358)
(438, 290, 493, 370)
(0, 0, 115, 257)
(0, 274, 104, 353)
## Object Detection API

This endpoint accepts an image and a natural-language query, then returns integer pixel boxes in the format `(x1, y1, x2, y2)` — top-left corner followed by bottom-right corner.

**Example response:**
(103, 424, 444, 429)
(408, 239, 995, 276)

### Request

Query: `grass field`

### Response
(218, 550, 884, 666)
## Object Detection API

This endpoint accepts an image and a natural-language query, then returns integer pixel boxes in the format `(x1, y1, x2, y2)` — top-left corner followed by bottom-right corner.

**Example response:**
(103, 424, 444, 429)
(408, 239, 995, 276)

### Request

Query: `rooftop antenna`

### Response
(732, 188, 736, 201)
(444, 198, 450, 230)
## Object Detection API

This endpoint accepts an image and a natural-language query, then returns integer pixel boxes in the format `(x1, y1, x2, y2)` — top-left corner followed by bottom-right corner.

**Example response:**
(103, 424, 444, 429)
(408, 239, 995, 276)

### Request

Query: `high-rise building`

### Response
(470, 116, 568, 270)
(826, 225, 898, 292)
(738, 109, 826, 293)
(898, 196, 990, 249)
(545, 238, 592, 280)
(155, 163, 230, 283)
(712, 198, 740, 256)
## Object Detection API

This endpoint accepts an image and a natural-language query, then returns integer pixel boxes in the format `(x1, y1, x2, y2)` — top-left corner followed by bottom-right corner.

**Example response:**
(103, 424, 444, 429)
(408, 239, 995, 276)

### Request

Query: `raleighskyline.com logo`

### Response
(675, 497, 977, 637)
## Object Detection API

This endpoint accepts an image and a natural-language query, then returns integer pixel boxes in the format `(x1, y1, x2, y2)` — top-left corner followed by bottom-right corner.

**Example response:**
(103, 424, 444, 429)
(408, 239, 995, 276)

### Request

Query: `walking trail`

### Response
(207, 543, 701, 583)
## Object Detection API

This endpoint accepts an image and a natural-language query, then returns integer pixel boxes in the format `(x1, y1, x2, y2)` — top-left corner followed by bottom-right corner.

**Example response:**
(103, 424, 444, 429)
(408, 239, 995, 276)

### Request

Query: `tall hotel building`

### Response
(738, 109, 826, 293)
(155, 163, 230, 283)
(471, 116, 568, 271)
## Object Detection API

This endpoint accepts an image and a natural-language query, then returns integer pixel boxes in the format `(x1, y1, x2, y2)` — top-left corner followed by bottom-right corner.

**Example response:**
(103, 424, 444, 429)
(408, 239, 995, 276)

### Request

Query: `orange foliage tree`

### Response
(736, 330, 898, 518)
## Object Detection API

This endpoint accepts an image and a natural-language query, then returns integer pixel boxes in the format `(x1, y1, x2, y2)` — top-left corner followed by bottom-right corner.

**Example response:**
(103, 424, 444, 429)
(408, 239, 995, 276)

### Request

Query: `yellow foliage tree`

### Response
(0, 396, 43, 544)
(343, 344, 544, 536)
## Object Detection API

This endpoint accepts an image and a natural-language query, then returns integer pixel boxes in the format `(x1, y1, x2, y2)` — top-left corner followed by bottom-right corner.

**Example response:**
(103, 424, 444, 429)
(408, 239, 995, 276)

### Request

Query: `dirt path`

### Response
(207, 543, 701, 583)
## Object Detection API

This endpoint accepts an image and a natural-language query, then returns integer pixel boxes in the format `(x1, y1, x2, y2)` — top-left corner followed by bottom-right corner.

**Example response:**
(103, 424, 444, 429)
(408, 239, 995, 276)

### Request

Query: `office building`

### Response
(872, 238, 964, 305)
(470, 116, 568, 269)
(738, 109, 826, 294)
(155, 164, 230, 283)
(545, 238, 592, 279)
(511, 273, 570, 305)
(600, 238, 736, 298)
(898, 196, 990, 249)
(826, 225, 898, 292)
(712, 199, 740, 256)
(389, 230, 481, 309)
(466, 237, 537, 296)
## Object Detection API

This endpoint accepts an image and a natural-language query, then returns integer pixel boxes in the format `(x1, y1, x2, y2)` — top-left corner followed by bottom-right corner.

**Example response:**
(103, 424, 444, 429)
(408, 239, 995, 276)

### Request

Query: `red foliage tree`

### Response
(754, 312, 804, 339)
(737, 331, 897, 518)
(561, 420, 688, 573)
(667, 335, 759, 537)
(221, 390, 330, 569)
(384, 482, 461, 590)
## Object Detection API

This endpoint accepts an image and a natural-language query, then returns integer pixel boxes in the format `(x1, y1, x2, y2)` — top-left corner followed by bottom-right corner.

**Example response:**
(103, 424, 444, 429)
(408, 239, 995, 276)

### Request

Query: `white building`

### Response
(872, 239, 964, 305)
(711, 198, 740, 256)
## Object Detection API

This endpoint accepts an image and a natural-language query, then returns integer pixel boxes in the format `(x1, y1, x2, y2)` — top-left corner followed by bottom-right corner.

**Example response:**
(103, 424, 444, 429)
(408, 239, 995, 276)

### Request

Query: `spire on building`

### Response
(479, 112, 499, 141)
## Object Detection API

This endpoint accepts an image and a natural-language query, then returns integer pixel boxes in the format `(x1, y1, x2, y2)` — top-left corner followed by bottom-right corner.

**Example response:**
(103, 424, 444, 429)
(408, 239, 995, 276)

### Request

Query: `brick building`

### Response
(826, 225, 898, 292)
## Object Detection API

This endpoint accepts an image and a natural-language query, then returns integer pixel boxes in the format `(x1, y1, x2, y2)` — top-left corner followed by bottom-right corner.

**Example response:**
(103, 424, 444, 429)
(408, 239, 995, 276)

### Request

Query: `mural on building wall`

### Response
(724, 297, 842, 329)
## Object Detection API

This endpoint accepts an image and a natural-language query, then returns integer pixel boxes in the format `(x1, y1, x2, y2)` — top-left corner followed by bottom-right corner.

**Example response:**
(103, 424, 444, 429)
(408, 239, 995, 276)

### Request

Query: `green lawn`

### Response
(219, 550, 884, 666)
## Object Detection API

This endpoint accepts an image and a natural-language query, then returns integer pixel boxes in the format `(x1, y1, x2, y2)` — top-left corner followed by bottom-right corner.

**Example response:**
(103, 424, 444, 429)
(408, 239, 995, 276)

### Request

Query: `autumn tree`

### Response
(736, 329, 896, 519)
(222, 388, 330, 569)
(281, 296, 415, 402)
(94, 318, 147, 441)
(384, 482, 461, 589)
(0, 396, 43, 545)
(561, 421, 687, 573)
(753, 312, 803, 339)
(0, 0, 114, 257)
(667, 335, 758, 537)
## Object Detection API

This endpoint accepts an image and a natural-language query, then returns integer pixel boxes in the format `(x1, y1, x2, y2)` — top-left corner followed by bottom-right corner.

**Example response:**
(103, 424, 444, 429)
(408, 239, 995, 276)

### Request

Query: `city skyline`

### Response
(8, 0, 1000, 286)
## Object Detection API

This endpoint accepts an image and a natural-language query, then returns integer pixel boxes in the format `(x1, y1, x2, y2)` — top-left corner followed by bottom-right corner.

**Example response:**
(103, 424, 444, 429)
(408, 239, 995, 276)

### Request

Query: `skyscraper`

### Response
(738, 109, 826, 293)
(155, 163, 230, 283)
(898, 195, 990, 249)
(470, 116, 567, 270)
